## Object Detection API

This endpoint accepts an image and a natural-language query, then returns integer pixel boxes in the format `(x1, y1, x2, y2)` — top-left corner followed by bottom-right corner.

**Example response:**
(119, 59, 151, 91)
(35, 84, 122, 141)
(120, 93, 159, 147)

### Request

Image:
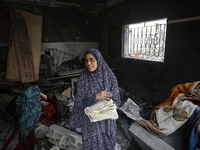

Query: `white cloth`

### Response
(155, 100, 197, 135)
(118, 98, 143, 121)
(84, 99, 118, 122)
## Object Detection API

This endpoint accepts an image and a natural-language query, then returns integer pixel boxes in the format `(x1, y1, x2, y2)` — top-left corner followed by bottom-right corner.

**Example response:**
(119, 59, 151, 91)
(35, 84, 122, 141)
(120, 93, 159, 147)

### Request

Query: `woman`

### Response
(69, 49, 121, 150)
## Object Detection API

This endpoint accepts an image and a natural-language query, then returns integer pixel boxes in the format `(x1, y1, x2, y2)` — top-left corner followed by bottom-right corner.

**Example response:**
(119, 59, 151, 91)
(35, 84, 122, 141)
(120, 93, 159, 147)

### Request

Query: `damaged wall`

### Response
(42, 7, 98, 43)
(40, 9, 99, 77)
(41, 7, 98, 64)
(0, 6, 99, 43)
(41, 42, 98, 68)
(0, 6, 98, 81)
(1, 1, 200, 104)
(98, 0, 200, 104)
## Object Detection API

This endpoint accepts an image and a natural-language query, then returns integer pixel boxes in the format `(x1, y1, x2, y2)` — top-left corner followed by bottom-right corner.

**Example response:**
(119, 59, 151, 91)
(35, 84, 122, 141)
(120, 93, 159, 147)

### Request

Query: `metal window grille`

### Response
(122, 18, 167, 62)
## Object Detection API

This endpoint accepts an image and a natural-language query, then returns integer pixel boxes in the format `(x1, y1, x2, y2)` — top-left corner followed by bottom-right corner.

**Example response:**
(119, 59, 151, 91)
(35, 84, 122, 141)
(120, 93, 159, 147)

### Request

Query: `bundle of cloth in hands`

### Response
(84, 99, 118, 122)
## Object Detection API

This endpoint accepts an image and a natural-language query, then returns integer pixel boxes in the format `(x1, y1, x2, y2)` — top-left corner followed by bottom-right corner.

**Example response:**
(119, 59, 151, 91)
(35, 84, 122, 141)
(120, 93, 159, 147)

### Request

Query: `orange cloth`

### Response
(158, 82, 194, 108)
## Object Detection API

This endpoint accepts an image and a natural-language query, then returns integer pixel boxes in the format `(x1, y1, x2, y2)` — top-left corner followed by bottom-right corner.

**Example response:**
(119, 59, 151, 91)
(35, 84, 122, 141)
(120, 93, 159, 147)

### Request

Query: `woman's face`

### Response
(85, 53, 97, 72)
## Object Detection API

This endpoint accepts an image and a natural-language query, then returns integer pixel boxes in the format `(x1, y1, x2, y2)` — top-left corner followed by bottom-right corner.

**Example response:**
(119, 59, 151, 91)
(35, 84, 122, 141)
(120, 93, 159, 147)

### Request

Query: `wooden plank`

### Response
(1, 68, 117, 88)
(9, 8, 36, 83)
(5, 35, 21, 81)
(16, 9, 43, 81)
(57, 69, 82, 76)
(6, 9, 43, 82)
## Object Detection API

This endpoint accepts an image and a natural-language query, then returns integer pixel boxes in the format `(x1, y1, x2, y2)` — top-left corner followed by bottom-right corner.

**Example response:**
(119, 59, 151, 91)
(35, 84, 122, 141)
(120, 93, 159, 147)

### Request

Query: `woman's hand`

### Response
(96, 89, 112, 100)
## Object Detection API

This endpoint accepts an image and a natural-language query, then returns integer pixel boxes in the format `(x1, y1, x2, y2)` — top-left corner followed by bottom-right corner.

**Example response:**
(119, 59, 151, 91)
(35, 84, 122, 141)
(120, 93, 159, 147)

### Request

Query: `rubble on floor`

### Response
(0, 79, 184, 150)
(46, 124, 82, 149)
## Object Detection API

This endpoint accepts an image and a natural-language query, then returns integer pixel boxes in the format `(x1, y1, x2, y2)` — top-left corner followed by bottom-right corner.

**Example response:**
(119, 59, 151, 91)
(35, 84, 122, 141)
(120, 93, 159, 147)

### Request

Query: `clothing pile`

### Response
(3, 85, 61, 150)
(84, 99, 118, 122)
(3, 85, 42, 150)
(138, 81, 200, 150)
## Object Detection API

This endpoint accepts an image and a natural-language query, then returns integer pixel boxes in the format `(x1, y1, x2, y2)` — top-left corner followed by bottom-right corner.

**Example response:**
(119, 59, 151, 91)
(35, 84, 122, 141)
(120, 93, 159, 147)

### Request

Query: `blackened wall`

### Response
(0, 5, 98, 73)
(98, 0, 200, 104)
(0, 6, 98, 43)
(41, 7, 98, 42)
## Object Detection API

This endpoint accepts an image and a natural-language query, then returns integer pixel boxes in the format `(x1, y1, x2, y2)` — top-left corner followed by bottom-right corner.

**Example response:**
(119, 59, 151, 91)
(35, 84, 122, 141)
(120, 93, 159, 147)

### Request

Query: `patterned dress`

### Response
(69, 49, 121, 150)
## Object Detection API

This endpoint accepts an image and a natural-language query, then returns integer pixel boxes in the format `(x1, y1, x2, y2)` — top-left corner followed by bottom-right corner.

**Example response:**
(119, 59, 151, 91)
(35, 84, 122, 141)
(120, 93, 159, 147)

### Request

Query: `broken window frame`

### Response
(122, 18, 167, 62)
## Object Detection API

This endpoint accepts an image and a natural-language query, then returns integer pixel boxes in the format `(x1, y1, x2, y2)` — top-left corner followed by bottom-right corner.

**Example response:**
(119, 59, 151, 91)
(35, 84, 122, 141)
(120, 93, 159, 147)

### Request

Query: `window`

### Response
(122, 18, 167, 62)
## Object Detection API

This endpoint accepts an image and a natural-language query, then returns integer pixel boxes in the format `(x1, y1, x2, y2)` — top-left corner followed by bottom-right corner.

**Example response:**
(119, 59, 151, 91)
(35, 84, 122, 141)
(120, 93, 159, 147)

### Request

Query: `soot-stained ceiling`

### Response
(1, 0, 126, 11)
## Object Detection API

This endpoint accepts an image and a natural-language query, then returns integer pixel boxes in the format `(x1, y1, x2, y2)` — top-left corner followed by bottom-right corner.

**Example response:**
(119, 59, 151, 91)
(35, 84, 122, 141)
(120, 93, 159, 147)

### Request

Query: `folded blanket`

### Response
(84, 99, 118, 122)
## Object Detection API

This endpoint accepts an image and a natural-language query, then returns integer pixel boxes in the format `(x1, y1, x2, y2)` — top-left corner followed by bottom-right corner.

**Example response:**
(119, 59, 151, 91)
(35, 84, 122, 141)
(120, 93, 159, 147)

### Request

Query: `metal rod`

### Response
(168, 16, 200, 24)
